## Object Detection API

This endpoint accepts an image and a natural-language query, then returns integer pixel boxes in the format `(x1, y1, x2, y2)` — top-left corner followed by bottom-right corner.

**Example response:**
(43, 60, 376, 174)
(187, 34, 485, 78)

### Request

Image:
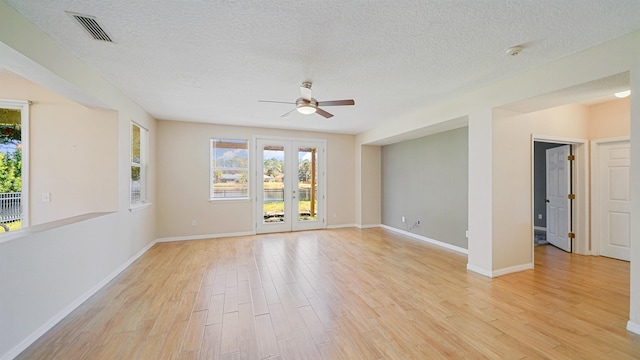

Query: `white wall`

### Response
(492, 105, 589, 270)
(156, 120, 356, 238)
(0, 70, 119, 225)
(467, 110, 492, 275)
(359, 145, 381, 227)
(492, 99, 631, 271)
(0, 2, 158, 358)
(588, 97, 630, 139)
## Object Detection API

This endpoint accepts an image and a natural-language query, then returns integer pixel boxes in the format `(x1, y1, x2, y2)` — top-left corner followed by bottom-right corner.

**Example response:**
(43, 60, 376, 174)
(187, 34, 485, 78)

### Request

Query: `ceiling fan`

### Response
(259, 81, 355, 118)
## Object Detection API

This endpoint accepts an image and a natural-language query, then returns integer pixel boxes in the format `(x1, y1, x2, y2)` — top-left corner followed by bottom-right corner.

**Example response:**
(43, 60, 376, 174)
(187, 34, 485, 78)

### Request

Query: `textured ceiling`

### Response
(4, 0, 640, 134)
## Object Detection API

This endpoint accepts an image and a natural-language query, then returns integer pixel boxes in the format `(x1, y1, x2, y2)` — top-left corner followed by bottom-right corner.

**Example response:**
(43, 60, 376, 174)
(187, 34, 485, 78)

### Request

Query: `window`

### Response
(0, 100, 29, 231)
(130, 122, 148, 206)
(210, 138, 249, 200)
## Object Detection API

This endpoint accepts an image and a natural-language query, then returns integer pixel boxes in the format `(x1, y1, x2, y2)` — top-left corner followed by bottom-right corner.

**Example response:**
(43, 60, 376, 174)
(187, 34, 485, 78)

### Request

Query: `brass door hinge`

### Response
(568, 232, 575, 239)
(568, 194, 575, 200)
(568, 155, 575, 161)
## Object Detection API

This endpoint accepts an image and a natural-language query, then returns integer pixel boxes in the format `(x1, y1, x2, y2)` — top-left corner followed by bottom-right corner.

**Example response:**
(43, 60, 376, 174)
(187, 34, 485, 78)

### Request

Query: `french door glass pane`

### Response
(298, 146, 318, 222)
(263, 145, 285, 223)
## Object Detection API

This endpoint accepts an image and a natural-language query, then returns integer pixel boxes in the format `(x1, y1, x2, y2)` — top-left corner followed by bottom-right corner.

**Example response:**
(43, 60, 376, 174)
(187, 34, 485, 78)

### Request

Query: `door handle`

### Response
(545, 199, 550, 203)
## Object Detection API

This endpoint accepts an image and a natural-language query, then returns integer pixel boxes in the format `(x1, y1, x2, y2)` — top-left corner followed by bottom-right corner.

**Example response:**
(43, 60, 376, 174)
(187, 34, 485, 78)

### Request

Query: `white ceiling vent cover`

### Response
(66, 11, 113, 42)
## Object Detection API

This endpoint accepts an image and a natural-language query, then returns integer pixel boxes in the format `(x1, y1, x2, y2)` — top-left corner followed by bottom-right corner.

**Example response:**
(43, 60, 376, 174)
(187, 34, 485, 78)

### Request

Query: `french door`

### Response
(256, 138, 325, 234)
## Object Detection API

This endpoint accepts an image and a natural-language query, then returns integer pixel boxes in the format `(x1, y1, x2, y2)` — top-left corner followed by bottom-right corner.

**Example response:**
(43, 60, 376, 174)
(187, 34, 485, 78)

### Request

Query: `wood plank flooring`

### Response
(16, 228, 640, 359)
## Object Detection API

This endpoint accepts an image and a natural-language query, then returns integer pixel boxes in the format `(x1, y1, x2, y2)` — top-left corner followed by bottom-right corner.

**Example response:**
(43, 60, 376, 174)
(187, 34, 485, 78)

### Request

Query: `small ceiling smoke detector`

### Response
(506, 45, 523, 57)
(614, 90, 631, 98)
(66, 11, 114, 42)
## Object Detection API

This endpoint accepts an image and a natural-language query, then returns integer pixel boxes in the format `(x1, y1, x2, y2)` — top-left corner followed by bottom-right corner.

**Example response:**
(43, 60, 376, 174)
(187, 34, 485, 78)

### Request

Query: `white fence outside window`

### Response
(0, 192, 22, 230)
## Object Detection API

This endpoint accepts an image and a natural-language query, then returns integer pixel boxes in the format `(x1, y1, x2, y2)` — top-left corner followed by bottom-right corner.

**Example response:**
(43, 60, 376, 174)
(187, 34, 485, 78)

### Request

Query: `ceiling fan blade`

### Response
(317, 99, 355, 107)
(280, 108, 297, 117)
(258, 100, 296, 104)
(300, 82, 312, 101)
(316, 107, 334, 118)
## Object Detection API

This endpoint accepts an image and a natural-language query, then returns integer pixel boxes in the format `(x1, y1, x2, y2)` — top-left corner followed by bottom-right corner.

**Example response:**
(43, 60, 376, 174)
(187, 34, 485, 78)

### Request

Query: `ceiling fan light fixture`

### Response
(296, 98, 318, 114)
(259, 83, 353, 119)
(297, 105, 317, 115)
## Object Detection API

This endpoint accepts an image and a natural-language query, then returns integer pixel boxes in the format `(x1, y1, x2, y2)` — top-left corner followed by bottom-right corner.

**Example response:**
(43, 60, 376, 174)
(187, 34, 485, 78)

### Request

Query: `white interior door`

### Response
(256, 138, 325, 234)
(546, 145, 572, 252)
(597, 141, 631, 261)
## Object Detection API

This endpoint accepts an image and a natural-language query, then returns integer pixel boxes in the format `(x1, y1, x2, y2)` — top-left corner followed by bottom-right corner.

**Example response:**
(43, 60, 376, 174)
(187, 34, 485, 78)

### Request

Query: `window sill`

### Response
(209, 197, 251, 203)
(0, 212, 114, 244)
(129, 202, 152, 212)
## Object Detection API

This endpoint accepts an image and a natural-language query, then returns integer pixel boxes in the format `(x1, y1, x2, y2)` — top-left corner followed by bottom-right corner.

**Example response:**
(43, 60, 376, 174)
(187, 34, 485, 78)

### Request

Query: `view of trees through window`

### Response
(0, 108, 22, 231)
(262, 146, 318, 222)
(296, 148, 318, 221)
(130, 122, 148, 205)
(211, 139, 249, 199)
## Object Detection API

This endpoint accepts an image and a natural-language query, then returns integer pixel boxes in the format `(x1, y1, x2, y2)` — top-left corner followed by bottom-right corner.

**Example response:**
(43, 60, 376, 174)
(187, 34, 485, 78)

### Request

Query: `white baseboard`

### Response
(491, 263, 534, 277)
(467, 263, 492, 277)
(381, 225, 468, 255)
(467, 262, 534, 278)
(327, 223, 357, 229)
(1, 239, 158, 360)
(357, 223, 381, 229)
(627, 320, 640, 335)
(156, 231, 255, 243)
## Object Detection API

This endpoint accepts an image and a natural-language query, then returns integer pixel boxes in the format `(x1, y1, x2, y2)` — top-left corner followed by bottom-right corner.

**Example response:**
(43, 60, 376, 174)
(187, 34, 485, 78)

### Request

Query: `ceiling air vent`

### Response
(66, 12, 113, 42)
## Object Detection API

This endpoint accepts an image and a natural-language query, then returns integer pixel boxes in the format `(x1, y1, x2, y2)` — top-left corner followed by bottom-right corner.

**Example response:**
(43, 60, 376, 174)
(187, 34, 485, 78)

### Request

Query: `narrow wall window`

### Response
(0, 100, 29, 232)
(130, 122, 148, 206)
(210, 139, 249, 200)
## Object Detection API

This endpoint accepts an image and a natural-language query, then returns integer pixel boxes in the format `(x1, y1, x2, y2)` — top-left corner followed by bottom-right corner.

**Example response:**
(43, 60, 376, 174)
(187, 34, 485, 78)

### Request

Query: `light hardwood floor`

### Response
(17, 228, 640, 359)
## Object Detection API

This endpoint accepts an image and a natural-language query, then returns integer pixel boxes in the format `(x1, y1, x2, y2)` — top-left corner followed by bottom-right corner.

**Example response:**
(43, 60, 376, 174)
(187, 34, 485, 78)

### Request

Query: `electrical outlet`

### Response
(41, 192, 51, 202)
(402, 216, 405, 223)
(538, 214, 542, 220)
(191, 220, 197, 226)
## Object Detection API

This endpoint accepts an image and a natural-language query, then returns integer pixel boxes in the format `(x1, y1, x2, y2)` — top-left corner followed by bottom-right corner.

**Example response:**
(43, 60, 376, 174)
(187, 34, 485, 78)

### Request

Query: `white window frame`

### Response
(210, 138, 250, 201)
(130, 121, 148, 209)
(0, 99, 29, 228)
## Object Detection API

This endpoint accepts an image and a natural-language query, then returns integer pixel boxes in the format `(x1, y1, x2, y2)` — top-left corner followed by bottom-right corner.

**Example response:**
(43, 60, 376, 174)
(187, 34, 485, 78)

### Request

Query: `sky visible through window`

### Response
(263, 150, 312, 162)
(0, 143, 18, 154)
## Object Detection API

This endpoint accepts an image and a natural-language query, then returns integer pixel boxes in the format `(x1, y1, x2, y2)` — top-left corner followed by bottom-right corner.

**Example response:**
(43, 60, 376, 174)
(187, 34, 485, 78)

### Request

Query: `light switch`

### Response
(41, 192, 51, 202)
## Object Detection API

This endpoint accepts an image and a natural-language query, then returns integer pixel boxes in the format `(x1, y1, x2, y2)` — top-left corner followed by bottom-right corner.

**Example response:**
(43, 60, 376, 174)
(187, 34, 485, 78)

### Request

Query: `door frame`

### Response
(590, 136, 630, 257)
(253, 135, 327, 234)
(531, 134, 590, 262)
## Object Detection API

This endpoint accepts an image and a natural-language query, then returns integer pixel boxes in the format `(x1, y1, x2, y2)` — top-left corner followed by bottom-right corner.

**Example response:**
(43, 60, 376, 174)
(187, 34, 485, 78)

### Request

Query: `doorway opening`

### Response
(534, 142, 573, 251)
(531, 135, 589, 259)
